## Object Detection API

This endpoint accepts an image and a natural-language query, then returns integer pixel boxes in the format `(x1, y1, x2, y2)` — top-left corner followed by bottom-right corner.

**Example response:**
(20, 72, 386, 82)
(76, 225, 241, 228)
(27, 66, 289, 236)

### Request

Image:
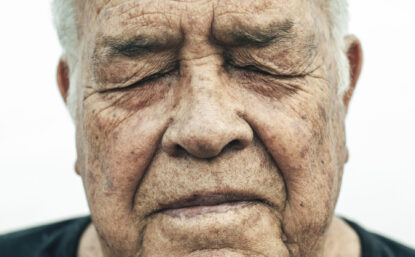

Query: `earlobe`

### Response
(57, 57, 70, 103)
(343, 35, 363, 109)
(75, 160, 81, 175)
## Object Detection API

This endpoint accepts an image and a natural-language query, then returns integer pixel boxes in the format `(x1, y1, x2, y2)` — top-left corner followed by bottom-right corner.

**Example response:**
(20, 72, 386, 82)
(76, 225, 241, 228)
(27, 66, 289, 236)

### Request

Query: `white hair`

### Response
(52, 0, 350, 119)
(52, 0, 79, 119)
(52, 0, 78, 63)
(325, 0, 351, 96)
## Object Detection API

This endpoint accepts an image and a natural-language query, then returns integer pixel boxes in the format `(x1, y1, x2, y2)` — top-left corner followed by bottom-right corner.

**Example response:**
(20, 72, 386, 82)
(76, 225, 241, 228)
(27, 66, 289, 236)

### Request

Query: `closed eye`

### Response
(225, 60, 301, 80)
(234, 64, 273, 76)
(133, 69, 176, 86)
(100, 65, 179, 93)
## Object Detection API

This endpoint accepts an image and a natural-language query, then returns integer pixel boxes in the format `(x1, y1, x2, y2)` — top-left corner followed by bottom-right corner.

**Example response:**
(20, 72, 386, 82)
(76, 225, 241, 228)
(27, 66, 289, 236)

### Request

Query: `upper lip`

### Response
(157, 192, 266, 213)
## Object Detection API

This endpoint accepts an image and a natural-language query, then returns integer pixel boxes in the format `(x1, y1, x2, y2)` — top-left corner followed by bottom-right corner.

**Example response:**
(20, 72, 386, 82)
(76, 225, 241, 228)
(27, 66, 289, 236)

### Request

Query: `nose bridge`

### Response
(182, 75, 228, 143)
(183, 56, 224, 111)
(162, 57, 253, 159)
(179, 54, 231, 124)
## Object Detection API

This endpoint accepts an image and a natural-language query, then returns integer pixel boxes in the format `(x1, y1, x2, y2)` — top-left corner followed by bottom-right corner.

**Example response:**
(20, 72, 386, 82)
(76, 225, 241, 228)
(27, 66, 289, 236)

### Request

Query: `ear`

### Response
(75, 161, 81, 175)
(57, 57, 70, 103)
(342, 35, 363, 109)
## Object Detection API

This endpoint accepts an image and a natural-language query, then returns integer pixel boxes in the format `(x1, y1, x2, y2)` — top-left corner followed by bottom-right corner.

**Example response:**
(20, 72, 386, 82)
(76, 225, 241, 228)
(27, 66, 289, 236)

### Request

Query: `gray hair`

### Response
(52, 0, 79, 119)
(325, 0, 351, 97)
(52, 0, 350, 119)
(52, 0, 78, 65)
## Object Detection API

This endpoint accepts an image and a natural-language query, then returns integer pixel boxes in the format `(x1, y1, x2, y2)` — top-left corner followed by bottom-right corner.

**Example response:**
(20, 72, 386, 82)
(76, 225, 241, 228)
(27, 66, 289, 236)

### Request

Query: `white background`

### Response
(0, 0, 414, 248)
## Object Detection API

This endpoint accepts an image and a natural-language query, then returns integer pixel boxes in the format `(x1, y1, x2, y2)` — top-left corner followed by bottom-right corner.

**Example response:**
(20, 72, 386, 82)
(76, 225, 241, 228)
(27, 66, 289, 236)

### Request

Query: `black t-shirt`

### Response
(1, 216, 414, 257)
(345, 219, 415, 257)
(0, 216, 91, 257)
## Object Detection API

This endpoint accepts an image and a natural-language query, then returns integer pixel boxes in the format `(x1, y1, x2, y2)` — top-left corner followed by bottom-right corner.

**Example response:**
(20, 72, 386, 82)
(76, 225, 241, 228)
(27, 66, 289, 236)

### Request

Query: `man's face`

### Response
(70, 0, 352, 256)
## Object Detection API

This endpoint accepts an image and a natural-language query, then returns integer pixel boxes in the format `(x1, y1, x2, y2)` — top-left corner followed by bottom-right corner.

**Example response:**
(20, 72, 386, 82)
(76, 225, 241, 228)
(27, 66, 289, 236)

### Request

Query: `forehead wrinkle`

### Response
(92, 9, 183, 57)
(103, 9, 179, 30)
(93, 0, 181, 32)
(215, 0, 275, 14)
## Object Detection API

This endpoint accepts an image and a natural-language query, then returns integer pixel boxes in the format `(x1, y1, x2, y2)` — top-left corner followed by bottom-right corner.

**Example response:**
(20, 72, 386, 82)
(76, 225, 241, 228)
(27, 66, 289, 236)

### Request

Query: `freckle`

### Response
(318, 104, 327, 122)
(313, 130, 324, 145)
(300, 202, 305, 207)
(301, 114, 308, 120)
(104, 180, 114, 192)
(300, 146, 309, 158)
(321, 160, 325, 164)
(95, 136, 99, 140)
(87, 172, 96, 183)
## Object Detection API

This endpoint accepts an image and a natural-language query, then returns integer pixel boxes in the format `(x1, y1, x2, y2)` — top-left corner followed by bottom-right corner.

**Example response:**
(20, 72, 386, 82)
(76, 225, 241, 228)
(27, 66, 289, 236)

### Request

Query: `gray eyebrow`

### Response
(102, 35, 166, 58)
(213, 20, 296, 47)
(99, 33, 182, 59)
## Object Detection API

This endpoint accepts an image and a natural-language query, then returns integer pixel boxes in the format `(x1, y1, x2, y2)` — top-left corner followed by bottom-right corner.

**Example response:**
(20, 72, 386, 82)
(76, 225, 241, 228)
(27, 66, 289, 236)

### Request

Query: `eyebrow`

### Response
(213, 20, 296, 47)
(101, 35, 178, 58)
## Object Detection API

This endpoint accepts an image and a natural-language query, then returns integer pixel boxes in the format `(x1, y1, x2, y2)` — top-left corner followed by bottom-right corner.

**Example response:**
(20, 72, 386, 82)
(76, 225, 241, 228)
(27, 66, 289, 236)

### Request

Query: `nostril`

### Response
(171, 144, 186, 157)
(226, 139, 243, 151)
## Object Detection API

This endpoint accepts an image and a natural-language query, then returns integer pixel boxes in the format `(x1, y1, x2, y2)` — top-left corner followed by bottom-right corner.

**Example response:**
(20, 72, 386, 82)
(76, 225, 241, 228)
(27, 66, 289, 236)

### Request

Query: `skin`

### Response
(57, 0, 363, 256)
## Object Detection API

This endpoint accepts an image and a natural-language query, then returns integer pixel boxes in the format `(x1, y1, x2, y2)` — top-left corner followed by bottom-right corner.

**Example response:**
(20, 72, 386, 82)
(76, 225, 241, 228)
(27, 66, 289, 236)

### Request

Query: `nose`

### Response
(162, 64, 253, 159)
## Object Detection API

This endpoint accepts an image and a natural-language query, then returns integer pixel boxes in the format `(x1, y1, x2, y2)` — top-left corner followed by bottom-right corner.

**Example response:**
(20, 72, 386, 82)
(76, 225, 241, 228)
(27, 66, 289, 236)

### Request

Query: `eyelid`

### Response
(129, 68, 176, 87)
(99, 65, 178, 93)
(236, 64, 273, 76)
(227, 60, 302, 79)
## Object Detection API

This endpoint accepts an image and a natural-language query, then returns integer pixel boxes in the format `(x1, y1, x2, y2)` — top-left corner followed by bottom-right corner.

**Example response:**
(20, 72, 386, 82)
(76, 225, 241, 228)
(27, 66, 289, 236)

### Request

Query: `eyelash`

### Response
(225, 60, 300, 80)
(139, 70, 174, 83)
(99, 69, 175, 94)
(232, 63, 306, 80)
(127, 66, 179, 89)
(104, 60, 300, 93)
(232, 64, 273, 76)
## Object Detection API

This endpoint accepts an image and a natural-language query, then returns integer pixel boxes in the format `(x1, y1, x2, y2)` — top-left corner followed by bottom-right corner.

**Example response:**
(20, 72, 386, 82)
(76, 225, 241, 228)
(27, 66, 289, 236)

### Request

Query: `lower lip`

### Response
(162, 201, 253, 218)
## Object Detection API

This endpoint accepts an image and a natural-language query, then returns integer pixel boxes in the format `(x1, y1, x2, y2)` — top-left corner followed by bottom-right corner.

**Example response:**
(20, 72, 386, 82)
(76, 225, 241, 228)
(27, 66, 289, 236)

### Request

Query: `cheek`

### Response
(242, 85, 341, 252)
(79, 77, 173, 193)
(76, 101, 172, 255)
(81, 101, 170, 199)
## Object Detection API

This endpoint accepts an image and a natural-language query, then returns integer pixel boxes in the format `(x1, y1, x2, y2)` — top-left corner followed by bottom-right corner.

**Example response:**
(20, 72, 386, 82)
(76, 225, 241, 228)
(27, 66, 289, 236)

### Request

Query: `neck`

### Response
(77, 223, 104, 257)
(322, 217, 361, 257)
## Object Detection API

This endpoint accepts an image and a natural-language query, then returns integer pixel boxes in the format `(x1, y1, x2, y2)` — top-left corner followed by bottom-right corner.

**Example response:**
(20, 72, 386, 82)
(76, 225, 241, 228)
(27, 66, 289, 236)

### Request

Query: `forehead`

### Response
(79, 0, 326, 41)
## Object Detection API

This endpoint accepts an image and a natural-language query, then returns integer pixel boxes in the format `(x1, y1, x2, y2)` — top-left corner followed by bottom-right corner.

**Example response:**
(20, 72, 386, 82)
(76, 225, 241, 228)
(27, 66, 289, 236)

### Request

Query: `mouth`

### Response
(156, 193, 267, 218)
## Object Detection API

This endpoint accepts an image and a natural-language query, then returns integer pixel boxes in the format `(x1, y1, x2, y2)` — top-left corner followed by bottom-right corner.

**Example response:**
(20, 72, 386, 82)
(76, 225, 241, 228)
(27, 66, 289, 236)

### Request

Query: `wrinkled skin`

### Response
(57, 0, 363, 256)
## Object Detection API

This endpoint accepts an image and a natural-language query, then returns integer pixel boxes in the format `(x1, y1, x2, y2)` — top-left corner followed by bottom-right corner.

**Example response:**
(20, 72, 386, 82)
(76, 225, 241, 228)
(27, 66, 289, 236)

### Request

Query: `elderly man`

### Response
(1, 0, 414, 256)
